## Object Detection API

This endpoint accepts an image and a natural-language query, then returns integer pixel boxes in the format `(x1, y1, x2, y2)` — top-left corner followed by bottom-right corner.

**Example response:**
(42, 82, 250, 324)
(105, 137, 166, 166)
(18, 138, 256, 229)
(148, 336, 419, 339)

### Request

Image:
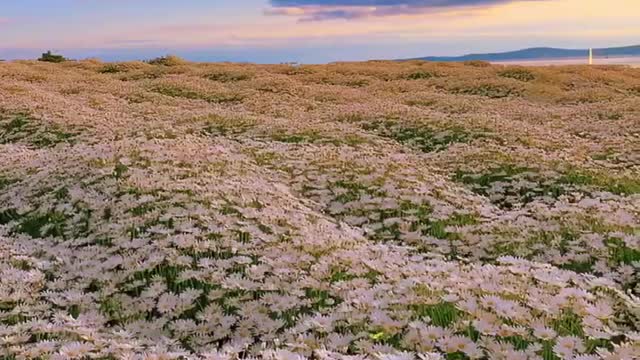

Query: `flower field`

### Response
(0, 59, 639, 359)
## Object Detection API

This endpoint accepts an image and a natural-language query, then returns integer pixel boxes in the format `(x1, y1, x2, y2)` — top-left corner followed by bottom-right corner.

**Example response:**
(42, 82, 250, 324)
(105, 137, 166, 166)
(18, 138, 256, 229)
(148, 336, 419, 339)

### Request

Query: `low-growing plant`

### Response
(450, 83, 521, 98)
(205, 71, 251, 82)
(404, 70, 436, 80)
(150, 84, 244, 104)
(200, 114, 254, 136)
(362, 120, 483, 152)
(99, 64, 124, 74)
(146, 54, 187, 66)
(463, 60, 491, 67)
(0, 112, 76, 147)
(498, 67, 536, 82)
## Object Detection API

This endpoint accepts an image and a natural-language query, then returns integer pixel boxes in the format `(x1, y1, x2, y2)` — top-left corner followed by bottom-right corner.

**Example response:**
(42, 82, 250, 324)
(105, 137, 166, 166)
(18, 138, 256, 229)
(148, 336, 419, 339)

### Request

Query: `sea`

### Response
(493, 56, 640, 67)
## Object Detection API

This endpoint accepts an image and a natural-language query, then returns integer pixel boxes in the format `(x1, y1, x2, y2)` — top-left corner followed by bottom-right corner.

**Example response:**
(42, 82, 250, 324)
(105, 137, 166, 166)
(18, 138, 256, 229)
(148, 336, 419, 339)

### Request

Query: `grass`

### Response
(99, 64, 124, 74)
(452, 165, 640, 209)
(450, 83, 521, 98)
(605, 237, 640, 266)
(404, 70, 436, 80)
(15, 211, 68, 239)
(558, 169, 640, 195)
(412, 302, 460, 327)
(151, 84, 244, 104)
(146, 55, 187, 66)
(362, 120, 482, 153)
(498, 67, 536, 82)
(199, 114, 254, 137)
(0, 176, 17, 192)
(0, 112, 76, 148)
(205, 71, 251, 82)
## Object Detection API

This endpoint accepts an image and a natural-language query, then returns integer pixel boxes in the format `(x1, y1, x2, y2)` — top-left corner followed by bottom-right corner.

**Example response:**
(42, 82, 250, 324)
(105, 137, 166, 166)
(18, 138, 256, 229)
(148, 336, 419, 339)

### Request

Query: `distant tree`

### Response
(146, 54, 187, 66)
(38, 51, 66, 63)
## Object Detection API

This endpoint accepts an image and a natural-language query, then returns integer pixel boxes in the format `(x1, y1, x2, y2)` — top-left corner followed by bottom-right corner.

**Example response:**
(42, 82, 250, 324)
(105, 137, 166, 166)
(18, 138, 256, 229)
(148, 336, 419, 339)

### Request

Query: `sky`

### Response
(1, 0, 639, 63)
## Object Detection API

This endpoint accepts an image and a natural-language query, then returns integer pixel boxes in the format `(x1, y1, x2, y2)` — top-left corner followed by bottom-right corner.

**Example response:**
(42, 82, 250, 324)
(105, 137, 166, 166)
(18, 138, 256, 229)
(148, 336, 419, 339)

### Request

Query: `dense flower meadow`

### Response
(0, 59, 638, 359)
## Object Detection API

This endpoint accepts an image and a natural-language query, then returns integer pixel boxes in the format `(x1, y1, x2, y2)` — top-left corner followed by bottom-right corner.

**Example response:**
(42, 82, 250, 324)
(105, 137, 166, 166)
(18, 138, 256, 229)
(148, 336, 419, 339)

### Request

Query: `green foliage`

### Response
(463, 60, 491, 67)
(454, 165, 573, 209)
(151, 84, 244, 104)
(362, 120, 482, 153)
(498, 67, 536, 82)
(559, 259, 595, 273)
(605, 237, 640, 266)
(99, 64, 123, 74)
(412, 302, 460, 327)
(451, 83, 520, 98)
(15, 211, 68, 239)
(404, 70, 435, 80)
(0, 176, 17, 192)
(202, 116, 254, 137)
(38, 51, 66, 63)
(146, 54, 187, 66)
(205, 71, 251, 82)
(0, 112, 76, 148)
(552, 311, 584, 337)
(113, 160, 129, 180)
(559, 169, 640, 195)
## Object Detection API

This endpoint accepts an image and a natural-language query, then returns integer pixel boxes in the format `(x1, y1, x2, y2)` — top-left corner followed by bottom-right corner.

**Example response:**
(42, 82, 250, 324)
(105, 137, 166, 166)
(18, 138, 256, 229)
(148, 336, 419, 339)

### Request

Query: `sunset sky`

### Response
(1, 0, 639, 63)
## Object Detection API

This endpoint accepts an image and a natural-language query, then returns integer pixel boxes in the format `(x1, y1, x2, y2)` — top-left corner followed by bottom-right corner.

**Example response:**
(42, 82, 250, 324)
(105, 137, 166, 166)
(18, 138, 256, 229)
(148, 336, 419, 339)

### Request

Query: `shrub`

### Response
(150, 84, 244, 104)
(205, 71, 251, 83)
(146, 55, 187, 66)
(38, 51, 66, 63)
(404, 70, 436, 80)
(463, 60, 491, 67)
(498, 67, 536, 82)
(99, 64, 123, 74)
(451, 83, 520, 98)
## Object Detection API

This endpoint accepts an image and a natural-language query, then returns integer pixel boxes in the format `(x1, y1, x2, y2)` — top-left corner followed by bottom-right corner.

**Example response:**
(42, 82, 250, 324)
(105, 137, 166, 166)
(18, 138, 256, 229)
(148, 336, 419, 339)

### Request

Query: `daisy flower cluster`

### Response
(0, 59, 638, 359)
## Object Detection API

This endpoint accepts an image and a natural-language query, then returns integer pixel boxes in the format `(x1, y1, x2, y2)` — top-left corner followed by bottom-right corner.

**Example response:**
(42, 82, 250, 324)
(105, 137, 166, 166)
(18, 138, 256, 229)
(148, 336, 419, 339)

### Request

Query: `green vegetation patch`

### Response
(454, 164, 640, 209)
(463, 60, 491, 67)
(362, 120, 483, 152)
(605, 237, 640, 267)
(99, 64, 125, 74)
(263, 128, 368, 146)
(15, 211, 68, 239)
(146, 55, 187, 66)
(150, 84, 244, 104)
(0, 112, 77, 148)
(0, 176, 17, 192)
(498, 67, 536, 82)
(38, 51, 66, 63)
(454, 165, 566, 209)
(199, 114, 255, 137)
(449, 83, 521, 98)
(403, 70, 436, 80)
(412, 302, 460, 327)
(557, 168, 640, 195)
(205, 71, 252, 83)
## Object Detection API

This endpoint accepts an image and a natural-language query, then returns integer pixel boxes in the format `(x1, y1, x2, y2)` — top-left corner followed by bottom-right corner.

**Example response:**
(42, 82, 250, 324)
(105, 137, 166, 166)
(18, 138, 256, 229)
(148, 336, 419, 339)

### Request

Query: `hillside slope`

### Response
(409, 44, 640, 62)
(1, 60, 639, 359)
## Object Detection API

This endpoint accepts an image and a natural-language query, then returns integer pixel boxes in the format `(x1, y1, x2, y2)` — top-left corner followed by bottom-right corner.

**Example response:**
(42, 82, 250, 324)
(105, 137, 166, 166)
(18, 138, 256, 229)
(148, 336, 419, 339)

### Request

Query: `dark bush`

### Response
(99, 64, 123, 74)
(498, 67, 536, 82)
(38, 51, 66, 63)
(463, 60, 491, 67)
(146, 55, 187, 66)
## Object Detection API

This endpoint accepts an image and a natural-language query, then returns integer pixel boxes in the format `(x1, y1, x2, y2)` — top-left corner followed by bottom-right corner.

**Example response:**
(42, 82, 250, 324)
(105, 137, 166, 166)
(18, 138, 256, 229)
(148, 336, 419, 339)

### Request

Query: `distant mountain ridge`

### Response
(407, 45, 640, 62)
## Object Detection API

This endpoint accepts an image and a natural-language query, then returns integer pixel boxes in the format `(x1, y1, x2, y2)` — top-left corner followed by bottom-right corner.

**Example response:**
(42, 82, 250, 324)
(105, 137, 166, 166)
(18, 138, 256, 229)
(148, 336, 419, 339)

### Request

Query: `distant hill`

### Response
(406, 45, 640, 62)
